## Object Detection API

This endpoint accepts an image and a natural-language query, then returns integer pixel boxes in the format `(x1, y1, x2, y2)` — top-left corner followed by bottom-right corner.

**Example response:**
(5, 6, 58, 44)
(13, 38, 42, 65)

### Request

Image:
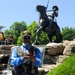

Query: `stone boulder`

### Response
(63, 39, 75, 55)
(46, 43, 65, 56)
(0, 45, 14, 50)
(0, 45, 14, 71)
(0, 45, 14, 56)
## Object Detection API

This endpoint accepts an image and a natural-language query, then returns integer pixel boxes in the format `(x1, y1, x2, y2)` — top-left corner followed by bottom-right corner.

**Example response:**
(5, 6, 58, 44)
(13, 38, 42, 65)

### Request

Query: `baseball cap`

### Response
(23, 35, 31, 39)
(22, 30, 31, 39)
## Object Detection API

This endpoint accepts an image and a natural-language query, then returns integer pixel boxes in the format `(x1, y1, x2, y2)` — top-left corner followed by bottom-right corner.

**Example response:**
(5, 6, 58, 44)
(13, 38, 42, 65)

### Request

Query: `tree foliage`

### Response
(4, 20, 75, 45)
(17, 21, 37, 45)
(27, 21, 37, 43)
(0, 26, 5, 32)
(40, 31, 49, 44)
(5, 21, 27, 44)
(17, 32, 23, 45)
(4, 30, 11, 35)
(27, 21, 49, 44)
(62, 27, 75, 40)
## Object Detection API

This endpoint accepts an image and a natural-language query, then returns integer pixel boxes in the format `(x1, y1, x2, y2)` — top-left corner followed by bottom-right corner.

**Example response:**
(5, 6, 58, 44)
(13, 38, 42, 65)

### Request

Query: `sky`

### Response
(0, 0, 75, 31)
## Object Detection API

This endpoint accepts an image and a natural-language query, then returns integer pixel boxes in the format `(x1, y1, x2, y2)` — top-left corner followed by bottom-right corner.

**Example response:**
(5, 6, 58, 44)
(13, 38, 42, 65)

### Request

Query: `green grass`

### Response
(46, 54, 75, 75)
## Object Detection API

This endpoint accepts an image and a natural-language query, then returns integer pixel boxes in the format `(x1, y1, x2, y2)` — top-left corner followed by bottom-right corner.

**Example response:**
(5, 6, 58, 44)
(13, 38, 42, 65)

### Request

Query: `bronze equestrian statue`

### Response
(33, 5, 62, 45)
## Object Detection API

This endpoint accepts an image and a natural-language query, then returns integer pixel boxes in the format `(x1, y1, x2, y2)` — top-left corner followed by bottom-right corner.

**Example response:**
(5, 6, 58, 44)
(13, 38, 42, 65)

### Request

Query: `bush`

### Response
(62, 27, 75, 40)
(46, 54, 75, 75)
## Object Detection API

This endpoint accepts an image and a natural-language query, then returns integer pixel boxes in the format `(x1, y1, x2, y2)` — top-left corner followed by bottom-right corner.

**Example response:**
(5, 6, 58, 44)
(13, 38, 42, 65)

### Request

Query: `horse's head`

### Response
(36, 5, 46, 13)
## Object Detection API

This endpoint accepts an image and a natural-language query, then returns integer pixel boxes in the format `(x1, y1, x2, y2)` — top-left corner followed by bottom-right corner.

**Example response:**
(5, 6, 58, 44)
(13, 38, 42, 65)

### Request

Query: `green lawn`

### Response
(46, 54, 75, 75)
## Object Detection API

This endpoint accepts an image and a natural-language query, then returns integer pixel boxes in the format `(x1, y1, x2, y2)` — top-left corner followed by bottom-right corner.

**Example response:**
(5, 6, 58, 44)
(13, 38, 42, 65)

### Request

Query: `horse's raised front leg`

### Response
(33, 26, 42, 45)
(47, 34, 53, 43)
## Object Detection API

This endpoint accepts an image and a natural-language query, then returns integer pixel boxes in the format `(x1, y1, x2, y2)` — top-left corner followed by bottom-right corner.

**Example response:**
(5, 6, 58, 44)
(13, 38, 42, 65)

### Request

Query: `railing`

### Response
(0, 41, 13, 45)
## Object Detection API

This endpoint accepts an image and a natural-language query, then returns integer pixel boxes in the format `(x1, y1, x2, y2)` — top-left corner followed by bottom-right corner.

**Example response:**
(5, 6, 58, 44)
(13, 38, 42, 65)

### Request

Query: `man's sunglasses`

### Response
(23, 36, 30, 39)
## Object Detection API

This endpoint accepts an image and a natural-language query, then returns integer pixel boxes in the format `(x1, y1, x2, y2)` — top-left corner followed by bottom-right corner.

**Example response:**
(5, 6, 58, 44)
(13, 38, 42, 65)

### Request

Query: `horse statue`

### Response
(33, 5, 62, 45)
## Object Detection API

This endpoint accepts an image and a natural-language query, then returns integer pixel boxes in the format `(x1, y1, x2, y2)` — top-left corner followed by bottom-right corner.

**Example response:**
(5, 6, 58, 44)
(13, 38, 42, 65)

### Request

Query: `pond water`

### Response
(35, 45, 46, 64)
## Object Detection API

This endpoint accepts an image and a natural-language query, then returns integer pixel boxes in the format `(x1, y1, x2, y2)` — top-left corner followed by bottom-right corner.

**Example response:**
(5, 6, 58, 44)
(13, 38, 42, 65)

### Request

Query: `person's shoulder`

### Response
(10, 46, 19, 53)
(11, 46, 17, 50)
(11, 46, 23, 51)
(31, 45, 40, 52)
(31, 45, 37, 49)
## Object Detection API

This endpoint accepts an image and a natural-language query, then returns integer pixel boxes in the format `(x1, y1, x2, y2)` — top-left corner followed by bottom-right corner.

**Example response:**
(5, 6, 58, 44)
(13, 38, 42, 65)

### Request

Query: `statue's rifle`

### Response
(45, 0, 50, 12)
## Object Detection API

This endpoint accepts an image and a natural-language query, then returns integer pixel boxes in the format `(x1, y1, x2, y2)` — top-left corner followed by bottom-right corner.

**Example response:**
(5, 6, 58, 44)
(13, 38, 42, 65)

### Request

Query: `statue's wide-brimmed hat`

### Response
(52, 6, 59, 11)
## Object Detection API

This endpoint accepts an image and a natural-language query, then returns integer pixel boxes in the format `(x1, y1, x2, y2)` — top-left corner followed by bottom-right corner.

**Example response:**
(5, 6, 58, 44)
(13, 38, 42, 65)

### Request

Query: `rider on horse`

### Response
(47, 5, 59, 30)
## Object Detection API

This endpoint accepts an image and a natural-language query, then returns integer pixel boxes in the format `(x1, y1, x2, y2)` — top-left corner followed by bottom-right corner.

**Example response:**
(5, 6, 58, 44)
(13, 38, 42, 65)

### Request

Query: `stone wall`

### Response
(38, 39, 75, 75)
(0, 39, 75, 75)
(0, 45, 14, 71)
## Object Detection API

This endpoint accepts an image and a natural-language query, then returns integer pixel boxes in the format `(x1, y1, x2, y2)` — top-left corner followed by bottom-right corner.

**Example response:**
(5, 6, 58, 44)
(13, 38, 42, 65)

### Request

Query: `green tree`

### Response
(27, 21, 37, 43)
(17, 32, 23, 45)
(62, 27, 75, 40)
(0, 26, 5, 32)
(10, 21, 27, 44)
(27, 21, 49, 44)
(17, 21, 38, 45)
(40, 31, 49, 44)
(4, 30, 12, 35)
(4, 29, 12, 39)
